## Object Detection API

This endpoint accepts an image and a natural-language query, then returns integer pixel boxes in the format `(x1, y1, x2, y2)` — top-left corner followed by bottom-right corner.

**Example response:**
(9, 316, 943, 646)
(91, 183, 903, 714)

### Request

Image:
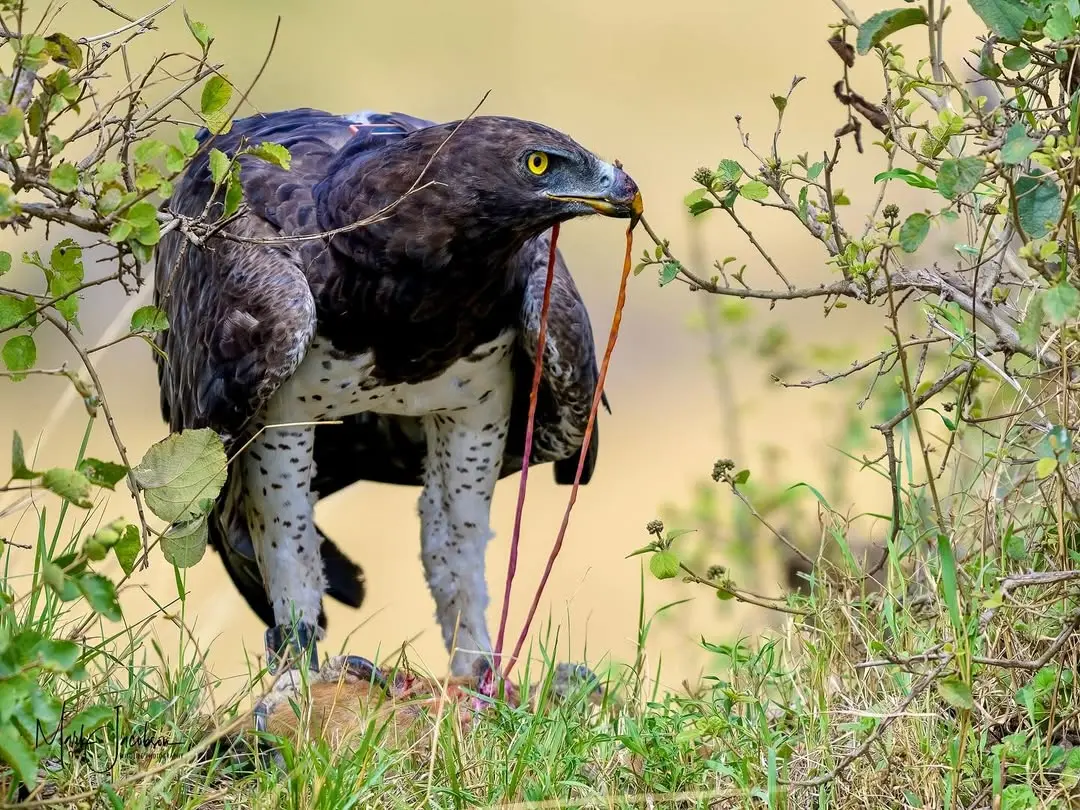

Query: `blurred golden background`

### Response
(0, 0, 986, 699)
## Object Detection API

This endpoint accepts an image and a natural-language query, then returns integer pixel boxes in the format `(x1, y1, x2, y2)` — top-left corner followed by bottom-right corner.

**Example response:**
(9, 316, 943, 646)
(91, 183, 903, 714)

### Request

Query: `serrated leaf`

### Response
(247, 141, 291, 170)
(164, 145, 186, 174)
(48, 238, 83, 323)
(649, 550, 680, 580)
(716, 159, 743, 184)
(126, 201, 157, 228)
(161, 515, 208, 568)
(936, 157, 985, 199)
(899, 212, 931, 252)
(200, 76, 231, 116)
(129, 305, 169, 334)
(659, 261, 680, 287)
(739, 181, 769, 201)
(11, 432, 37, 480)
(95, 161, 123, 185)
(0, 294, 33, 331)
(41, 468, 93, 508)
(1042, 281, 1080, 324)
(0, 109, 22, 145)
(3, 334, 36, 376)
(1002, 122, 1038, 165)
(133, 139, 165, 166)
(76, 458, 128, 489)
(856, 7, 929, 54)
(132, 428, 227, 523)
(937, 678, 974, 710)
(49, 162, 78, 193)
(208, 148, 230, 185)
(177, 128, 199, 157)
(968, 0, 1029, 40)
(77, 573, 122, 621)
(112, 524, 140, 576)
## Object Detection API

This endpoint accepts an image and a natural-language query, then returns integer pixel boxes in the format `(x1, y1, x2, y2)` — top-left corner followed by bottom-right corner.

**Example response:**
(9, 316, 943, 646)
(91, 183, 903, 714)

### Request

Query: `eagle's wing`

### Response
(153, 109, 379, 626)
(154, 108, 363, 444)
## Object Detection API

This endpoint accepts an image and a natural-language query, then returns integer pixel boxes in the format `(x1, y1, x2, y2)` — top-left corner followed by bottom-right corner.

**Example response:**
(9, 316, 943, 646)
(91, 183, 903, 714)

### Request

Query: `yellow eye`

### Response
(526, 151, 549, 175)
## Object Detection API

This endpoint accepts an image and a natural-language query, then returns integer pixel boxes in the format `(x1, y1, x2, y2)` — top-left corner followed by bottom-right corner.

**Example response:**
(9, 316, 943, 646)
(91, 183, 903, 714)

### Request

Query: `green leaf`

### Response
(247, 141, 291, 170)
(1002, 46, 1031, 70)
(41, 468, 93, 508)
(0, 251, 10, 276)
(49, 163, 78, 193)
(1036, 456, 1058, 478)
(1021, 292, 1045, 347)
(112, 524, 141, 576)
(936, 157, 985, 200)
(32, 638, 79, 671)
(1015, 169, 1062, 238)
(1045, 0, 1075, 39)
(11, 431, 37, 480)
(739, 180, 769, 201)
(856, 7, 929, 54)
(899, 212, 931, 252)
(44, 32, 83, 69)
(1000, 784, 1037, 810)
(0, 294, 33, 331)
(133, 139, 165, 166)
(658, 261, 680, 287)
(1002, 122, 1038, 165)
(66, 705, 116, 738)
(716, 159, 743, 184)
(77, 573, 122, 621)
(164, 145, 187, 174)
(0, 109, 22, 145)
(130, 305, 169, 334)
(48, 238, 83, 323)
(649, 550, 680, 580)
(1042, 281, 1080, 324)
(108, 221, 132, 243)
(0, 184, 19, 221)
(770, 94, 787, 114)
(806, 161, 825, 181)
(132, 428, 228, 523)
(161, 515, 208, 568)
(968, 0, 1029, 40)
(200, 76, 231, 116)
(223, 172, 243, 217)
(874, 167, 938, 190)
(183, 9, 213, 49)
(937, 678, 974, 710)
(177, 128, 199, 157)
(76, 458, 128, 489)
(126, 201, 157, 228)
(936, 532, 963, 638)
(0, 725, 37, 788)
(208, 148, 230, 185)
(732, 469, 750, 485)
(2, 334, 36, 377)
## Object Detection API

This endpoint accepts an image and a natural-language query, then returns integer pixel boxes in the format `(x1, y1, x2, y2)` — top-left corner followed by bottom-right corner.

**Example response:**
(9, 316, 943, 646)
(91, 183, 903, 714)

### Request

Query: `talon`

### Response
(265, 621, 319, 674)
(343, 655, 389, 694)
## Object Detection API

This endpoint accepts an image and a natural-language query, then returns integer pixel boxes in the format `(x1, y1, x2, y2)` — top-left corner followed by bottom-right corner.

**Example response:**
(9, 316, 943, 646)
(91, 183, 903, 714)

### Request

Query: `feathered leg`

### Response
(242, 414, 325, 672)
(418, 383, 512, 676)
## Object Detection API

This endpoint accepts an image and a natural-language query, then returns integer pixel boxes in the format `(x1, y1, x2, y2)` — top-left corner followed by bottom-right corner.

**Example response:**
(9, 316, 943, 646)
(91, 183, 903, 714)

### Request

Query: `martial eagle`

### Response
(151, 107, 641, 682)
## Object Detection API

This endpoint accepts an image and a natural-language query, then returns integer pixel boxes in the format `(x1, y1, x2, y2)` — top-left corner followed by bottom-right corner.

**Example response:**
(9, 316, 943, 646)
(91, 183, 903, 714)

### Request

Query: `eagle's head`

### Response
(316, 115, 642, 268)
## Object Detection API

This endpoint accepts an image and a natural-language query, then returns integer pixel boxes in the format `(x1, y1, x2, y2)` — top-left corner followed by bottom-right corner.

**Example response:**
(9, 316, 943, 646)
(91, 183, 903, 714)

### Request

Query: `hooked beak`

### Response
(547, 162, 643, 222)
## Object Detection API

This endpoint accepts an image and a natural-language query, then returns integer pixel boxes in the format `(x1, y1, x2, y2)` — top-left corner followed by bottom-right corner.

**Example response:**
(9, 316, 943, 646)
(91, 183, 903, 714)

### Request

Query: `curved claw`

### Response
(342, 655, 389, 694)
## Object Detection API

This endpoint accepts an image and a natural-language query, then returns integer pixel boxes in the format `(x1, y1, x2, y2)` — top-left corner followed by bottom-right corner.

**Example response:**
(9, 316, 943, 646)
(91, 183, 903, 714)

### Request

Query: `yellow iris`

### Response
(526, 151, 549, 175)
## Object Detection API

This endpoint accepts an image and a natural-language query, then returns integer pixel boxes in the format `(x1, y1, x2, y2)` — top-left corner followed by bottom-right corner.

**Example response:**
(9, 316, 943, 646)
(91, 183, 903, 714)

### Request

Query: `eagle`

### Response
(151, 107, 641, 685)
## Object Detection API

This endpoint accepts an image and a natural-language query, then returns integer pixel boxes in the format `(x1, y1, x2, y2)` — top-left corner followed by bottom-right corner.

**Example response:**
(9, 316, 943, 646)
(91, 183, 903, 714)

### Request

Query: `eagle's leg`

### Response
(418, 390, 512, 676)
(242, 421, 326, 673)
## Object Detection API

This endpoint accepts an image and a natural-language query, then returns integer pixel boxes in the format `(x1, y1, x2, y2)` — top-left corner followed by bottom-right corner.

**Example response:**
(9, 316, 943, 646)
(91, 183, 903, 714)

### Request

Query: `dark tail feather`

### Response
(554, 418, 599, 486)
(319, 530, 365, 609)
